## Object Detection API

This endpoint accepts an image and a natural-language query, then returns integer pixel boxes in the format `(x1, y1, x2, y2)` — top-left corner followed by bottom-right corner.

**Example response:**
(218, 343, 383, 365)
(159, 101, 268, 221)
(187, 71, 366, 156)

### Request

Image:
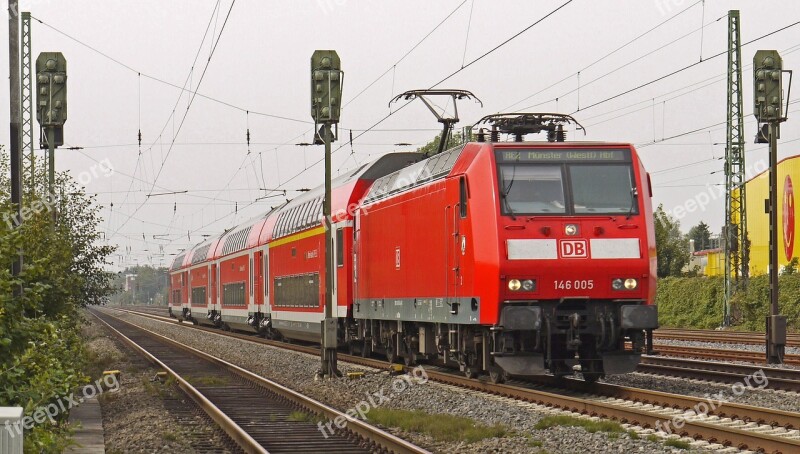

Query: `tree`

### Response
(654, 205, 690, 277)
(416, 131, 464, 156)
(688, 221, 713, 251)
(109, 265, 169, 305)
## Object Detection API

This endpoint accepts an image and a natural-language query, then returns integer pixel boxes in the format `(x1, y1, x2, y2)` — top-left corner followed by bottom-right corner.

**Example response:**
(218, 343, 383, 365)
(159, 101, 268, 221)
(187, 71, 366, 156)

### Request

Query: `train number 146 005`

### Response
(553, 280, 594, 290)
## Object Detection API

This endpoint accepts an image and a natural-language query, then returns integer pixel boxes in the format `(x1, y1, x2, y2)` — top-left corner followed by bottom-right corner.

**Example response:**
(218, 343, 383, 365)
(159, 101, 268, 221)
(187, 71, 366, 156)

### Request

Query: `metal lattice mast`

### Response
(724, 10, 749, 327)
(20, 12, 34, 194)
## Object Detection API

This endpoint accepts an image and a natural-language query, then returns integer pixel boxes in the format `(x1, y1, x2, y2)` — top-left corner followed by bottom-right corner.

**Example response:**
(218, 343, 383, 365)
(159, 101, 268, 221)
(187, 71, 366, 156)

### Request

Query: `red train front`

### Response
(353, 114, 657, 382)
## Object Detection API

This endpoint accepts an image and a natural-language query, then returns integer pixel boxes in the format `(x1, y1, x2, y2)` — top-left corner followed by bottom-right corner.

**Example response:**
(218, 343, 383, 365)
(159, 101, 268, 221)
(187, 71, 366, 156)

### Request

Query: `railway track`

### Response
(111, 307, 800, 453)
(636, 356, 800, 393)
(655, 328, 800, 348)
(652, 344, 800, 367)
(90, 308, 430, 454)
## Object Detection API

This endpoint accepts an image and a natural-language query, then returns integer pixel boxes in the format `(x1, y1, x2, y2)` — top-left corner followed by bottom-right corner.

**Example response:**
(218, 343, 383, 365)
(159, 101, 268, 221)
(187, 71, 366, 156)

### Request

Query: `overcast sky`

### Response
(1, 0, 798, 270)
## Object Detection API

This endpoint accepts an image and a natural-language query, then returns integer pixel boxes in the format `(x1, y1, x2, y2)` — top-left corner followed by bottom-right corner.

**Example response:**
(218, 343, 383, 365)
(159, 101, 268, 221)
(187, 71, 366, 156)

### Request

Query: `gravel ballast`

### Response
(104, 309, 710, 454)
(82, 312, 236, 453)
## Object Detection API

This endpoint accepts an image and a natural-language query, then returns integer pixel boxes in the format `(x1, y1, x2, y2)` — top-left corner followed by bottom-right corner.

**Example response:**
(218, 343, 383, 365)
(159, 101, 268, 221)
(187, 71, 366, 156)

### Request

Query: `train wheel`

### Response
(385, 335, 397, 364)
(488, 366, 507, 384)
(583, 373, 601, 384)
(403, 350, 417, 366)
(462, 353, 479, 379)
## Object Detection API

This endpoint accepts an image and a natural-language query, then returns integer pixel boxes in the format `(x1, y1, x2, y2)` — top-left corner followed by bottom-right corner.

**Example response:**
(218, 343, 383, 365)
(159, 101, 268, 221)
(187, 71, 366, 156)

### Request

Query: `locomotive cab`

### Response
(490, 144, 658, 381)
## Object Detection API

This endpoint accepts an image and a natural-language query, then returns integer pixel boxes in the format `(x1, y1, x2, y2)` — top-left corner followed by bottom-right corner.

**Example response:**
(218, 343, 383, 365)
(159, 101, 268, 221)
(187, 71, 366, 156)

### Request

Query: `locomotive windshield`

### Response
(497, 148, 637, 216)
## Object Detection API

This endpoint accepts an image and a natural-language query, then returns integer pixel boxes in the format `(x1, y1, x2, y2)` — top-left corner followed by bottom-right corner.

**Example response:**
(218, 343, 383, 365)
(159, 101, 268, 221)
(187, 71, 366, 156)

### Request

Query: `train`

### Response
(168, 112, 658, 383)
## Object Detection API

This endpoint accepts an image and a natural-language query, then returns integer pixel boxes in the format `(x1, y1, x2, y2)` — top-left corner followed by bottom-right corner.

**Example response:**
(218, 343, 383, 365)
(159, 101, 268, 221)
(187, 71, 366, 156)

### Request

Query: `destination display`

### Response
(497, 149, 630, 162)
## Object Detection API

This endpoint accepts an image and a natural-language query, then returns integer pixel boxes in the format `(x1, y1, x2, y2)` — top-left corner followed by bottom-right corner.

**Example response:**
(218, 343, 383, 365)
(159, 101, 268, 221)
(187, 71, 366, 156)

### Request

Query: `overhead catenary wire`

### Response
(110, 0, 238, 239)
(503, 0, 704, 112)
(176, 0, 576, 245)
(573, 19, 800, 113)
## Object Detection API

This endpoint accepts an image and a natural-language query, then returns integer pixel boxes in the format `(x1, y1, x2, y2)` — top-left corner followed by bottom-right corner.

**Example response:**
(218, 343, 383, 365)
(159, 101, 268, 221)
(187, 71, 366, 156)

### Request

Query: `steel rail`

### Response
(655, 328, 800, 347)
(93, 308, 430, 454)
(637, 356, 800, 392)
(90, 309, 267, 454)
(650, 344, 800, 366)
(112, 307, 800, 453)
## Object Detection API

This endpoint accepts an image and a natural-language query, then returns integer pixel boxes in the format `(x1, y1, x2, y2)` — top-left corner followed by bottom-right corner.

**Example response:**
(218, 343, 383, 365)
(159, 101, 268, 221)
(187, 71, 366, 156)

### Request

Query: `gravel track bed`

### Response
(655, 338, 800, 357)
(82, 312, 236, 453)
(106, 310, 708, 453)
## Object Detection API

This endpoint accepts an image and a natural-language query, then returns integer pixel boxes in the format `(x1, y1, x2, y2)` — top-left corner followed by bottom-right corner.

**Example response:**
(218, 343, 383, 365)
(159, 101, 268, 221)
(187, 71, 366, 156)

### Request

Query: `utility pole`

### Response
(8, 0, 23, 289)
(311, 50, 343, 379)
(723, 10, 748, 328)
(21, 12, 34, 194)
(753, 49, 790, 364)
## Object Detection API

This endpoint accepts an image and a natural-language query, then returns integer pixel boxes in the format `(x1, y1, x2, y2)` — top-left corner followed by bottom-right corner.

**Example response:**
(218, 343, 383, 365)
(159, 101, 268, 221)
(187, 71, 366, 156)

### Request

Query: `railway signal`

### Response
(753, 49, 791, 364)
(311, 50, 343, 379)
(35, 51, 67, 212)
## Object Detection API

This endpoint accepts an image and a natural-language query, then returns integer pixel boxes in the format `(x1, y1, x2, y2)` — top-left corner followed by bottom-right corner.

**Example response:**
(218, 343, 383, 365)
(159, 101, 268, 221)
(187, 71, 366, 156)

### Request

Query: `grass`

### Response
(647, 434, 660, 443)
(664, 439, 691, 450)
(527, 439, 543, 448)
(161, 431, 178, 442)
(185, 375, 229, 386)
(366, 408, 510, 443)
(287, 411, 317, 422)
(627, 430, 640, 440)
(534, 415, 625, 434)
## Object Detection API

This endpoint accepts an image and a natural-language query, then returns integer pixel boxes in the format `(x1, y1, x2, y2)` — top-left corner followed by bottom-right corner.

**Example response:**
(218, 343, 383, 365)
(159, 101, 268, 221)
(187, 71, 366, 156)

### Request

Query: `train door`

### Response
(255, 250, 263, 307)
(211, 263, 217, 308)
(446, 178, 467, 308)
(262, 248, 270, 311)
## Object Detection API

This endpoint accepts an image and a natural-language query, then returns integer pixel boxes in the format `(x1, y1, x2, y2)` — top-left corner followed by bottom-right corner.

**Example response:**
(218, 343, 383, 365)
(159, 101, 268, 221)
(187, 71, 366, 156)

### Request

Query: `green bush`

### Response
(0, 146, 114, 452)
(656, 275, 800, 331)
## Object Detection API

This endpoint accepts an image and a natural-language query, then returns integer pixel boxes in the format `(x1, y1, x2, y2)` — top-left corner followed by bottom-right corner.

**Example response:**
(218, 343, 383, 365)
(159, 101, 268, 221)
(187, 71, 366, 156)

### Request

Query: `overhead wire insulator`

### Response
(246, 110, 251, 154)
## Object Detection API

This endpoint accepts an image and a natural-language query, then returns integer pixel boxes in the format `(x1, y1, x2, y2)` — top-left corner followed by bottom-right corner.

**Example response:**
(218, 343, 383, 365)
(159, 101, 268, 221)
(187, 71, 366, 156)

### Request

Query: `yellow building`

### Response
(706, 155, 799, 276)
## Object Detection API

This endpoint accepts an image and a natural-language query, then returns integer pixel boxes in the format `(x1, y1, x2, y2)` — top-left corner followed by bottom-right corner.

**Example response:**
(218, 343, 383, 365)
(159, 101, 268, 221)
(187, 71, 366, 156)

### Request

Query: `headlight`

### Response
(521, 279, 536, 291)
(564, 224, 578, 236)
(508, 279, 521, 291)
(612, 278, 638, 290)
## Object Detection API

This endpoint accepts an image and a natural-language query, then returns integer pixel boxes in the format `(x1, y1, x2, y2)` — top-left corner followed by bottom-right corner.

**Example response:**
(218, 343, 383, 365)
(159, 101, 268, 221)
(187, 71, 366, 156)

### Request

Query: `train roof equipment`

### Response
(473, 112, 586, 143)
(390, 89, 482, 156)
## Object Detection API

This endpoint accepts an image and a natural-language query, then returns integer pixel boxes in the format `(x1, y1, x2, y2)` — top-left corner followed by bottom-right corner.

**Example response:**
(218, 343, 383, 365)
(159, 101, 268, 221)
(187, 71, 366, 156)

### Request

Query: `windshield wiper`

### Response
(626, 187, 638, 219)
(501, 162, 518, 220)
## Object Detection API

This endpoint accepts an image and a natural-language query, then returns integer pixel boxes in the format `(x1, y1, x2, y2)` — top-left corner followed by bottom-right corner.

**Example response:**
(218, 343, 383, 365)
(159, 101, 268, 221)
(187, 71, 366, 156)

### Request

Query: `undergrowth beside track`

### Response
(657, 275, 800, 331)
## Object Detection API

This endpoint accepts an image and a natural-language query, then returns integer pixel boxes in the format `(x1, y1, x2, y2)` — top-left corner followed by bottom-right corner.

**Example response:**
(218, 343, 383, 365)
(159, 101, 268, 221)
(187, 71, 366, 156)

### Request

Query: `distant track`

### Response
(651, 344, 800, 367)
(111, 307, 800, 453)
(655, 328, 800, 348)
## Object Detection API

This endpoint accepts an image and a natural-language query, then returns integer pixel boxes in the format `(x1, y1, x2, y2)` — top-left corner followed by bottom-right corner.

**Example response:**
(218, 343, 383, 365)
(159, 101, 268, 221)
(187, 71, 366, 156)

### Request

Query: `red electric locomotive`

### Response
(168, 112, 657, 383)
(350, 113, 657, 382)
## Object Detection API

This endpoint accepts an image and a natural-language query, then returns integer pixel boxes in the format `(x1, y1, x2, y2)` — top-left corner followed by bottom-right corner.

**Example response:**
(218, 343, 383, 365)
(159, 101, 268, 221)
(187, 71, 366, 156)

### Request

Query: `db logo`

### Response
(559, 239, 588, 258)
